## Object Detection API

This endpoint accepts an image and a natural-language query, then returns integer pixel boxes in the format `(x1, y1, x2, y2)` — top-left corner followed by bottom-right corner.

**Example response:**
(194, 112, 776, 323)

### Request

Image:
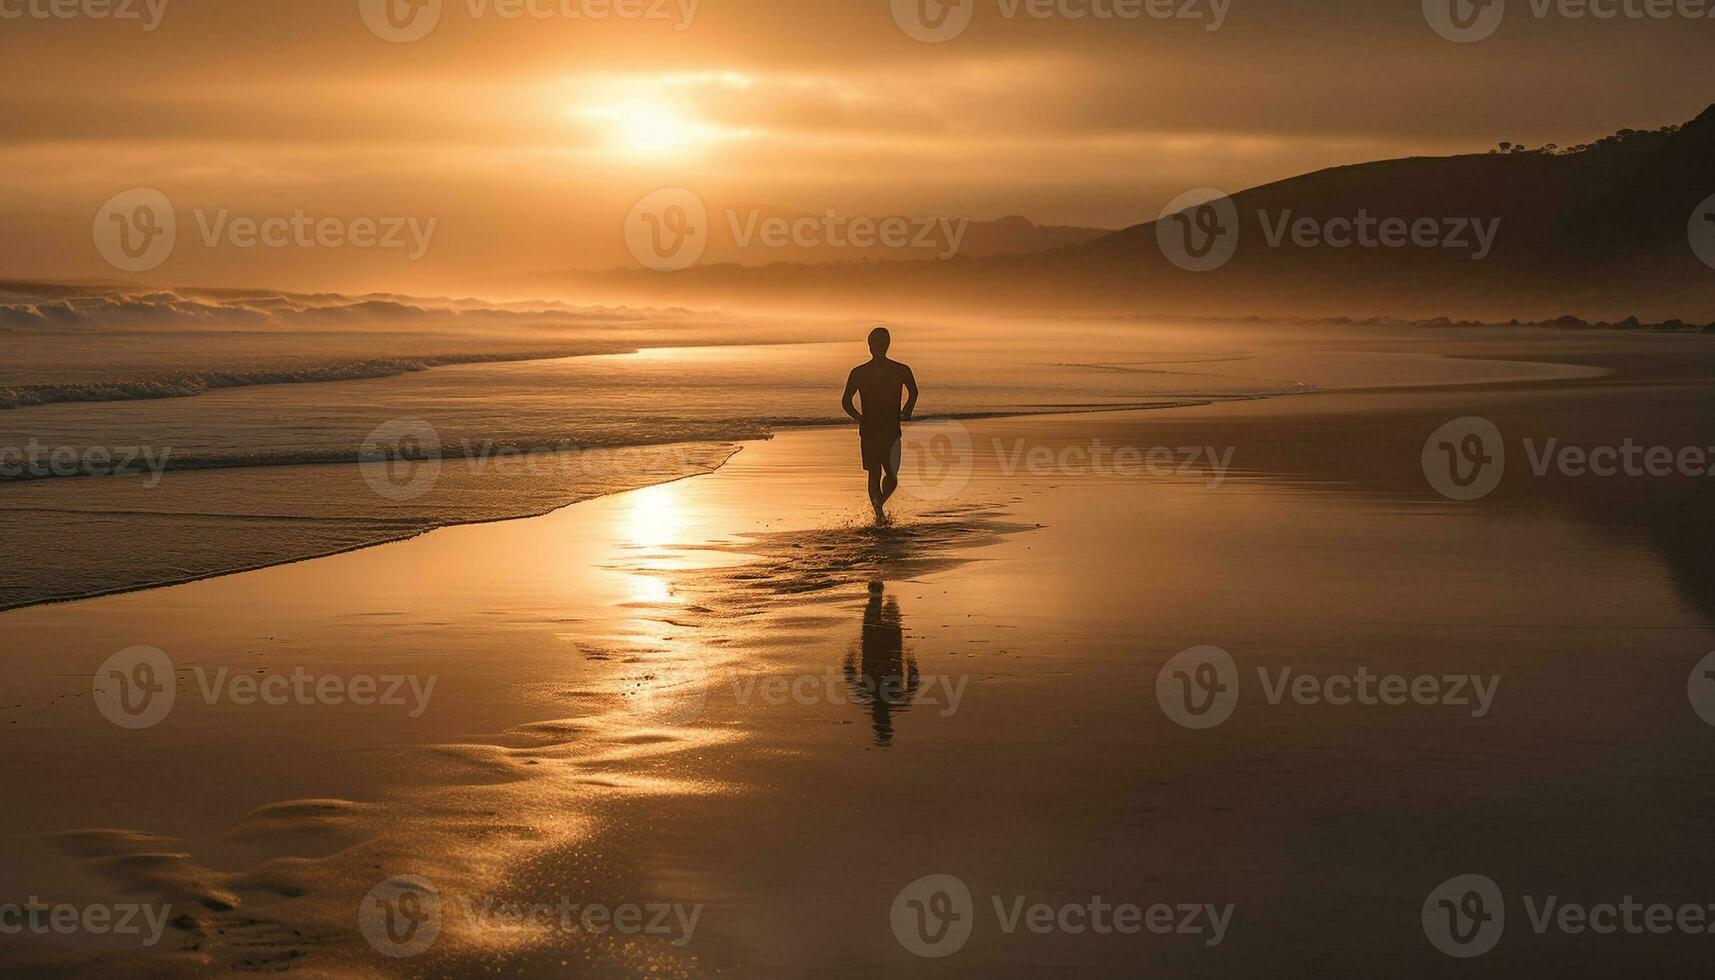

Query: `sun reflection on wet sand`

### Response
(629, 573, 674, 605)
(626, 482, 683, 550)
(0, 429, 1031, 975)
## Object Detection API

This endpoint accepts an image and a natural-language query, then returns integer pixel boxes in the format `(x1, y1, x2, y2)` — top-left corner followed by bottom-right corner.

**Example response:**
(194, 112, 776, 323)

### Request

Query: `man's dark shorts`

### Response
(861, 424, 902, 472)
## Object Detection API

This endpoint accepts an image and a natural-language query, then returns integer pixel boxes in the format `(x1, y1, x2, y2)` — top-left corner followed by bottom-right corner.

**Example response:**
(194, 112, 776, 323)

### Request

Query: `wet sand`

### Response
(3, 335, 1715, 977)
(0, 319, 1606, 613)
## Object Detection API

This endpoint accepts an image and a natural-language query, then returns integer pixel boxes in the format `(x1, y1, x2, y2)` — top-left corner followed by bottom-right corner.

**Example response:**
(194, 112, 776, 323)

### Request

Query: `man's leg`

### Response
(867, 467, 885, 512)
(879, 452, 900, 507)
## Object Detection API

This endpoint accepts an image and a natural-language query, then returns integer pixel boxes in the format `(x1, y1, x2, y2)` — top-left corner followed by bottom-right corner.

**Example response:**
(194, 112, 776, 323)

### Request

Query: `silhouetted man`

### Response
(842, 327, 919, 522)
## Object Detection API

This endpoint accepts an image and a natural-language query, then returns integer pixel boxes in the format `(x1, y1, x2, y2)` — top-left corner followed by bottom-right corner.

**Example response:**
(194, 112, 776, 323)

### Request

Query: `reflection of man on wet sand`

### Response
(842, 327, 919, 523)
(844, 580, 919, 746)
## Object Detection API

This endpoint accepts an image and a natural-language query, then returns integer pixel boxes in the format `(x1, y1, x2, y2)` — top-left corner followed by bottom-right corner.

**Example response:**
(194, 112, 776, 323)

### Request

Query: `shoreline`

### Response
(0, 446, 744, 615)
(7, 306, 1691, 417)
(0, 401, 1273, 614)
(0, 398, 1226, 485)
(0, 341, 1613, 615)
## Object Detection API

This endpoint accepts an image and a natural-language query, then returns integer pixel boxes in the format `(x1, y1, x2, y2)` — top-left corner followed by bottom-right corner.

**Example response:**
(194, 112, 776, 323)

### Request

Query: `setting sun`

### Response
(579, 99, 710, 157)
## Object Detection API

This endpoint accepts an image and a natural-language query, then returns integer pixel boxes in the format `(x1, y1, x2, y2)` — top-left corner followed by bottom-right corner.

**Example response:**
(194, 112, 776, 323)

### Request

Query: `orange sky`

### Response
(2, 0, 1709, 292)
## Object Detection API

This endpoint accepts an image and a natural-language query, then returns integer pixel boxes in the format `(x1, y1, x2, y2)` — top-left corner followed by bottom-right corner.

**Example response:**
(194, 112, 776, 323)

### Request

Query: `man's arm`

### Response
(842, 369, 863, 423)
(901, 366, 919, 421)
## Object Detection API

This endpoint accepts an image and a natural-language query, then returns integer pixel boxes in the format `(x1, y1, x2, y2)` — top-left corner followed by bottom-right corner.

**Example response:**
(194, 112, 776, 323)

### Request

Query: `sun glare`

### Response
(619, 102, 697, 153)
(559, 73, 755, 159)
(626, 482, 682, 549)
(576, 100, 711, 157)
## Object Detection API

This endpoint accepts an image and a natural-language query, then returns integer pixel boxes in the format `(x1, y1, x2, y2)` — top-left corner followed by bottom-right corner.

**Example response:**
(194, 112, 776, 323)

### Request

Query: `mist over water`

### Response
(0, 305, 1309, 482)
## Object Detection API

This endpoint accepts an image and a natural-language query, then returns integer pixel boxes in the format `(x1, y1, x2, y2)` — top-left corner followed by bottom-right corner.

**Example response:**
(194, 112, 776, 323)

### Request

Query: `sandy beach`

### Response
(11, 5, 1715, 976)
(2, 332, 1713, 977)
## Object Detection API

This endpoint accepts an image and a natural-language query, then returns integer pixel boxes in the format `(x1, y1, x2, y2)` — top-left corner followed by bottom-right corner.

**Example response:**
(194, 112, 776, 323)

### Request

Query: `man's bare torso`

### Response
(849, 358, 914, 431)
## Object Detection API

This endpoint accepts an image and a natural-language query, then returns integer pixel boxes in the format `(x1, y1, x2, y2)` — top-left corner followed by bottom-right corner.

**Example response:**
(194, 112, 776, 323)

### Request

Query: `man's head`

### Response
(867, 326, 891, 357)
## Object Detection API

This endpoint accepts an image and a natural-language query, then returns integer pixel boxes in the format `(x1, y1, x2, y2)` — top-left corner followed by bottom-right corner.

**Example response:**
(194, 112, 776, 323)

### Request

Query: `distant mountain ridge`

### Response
(538, 105, 1715, 322)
